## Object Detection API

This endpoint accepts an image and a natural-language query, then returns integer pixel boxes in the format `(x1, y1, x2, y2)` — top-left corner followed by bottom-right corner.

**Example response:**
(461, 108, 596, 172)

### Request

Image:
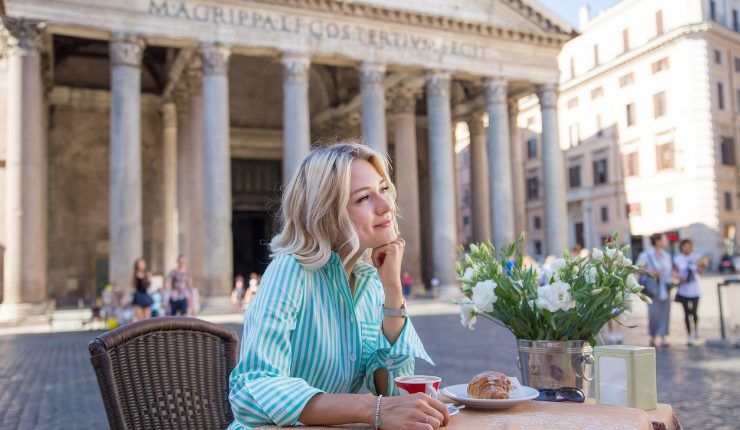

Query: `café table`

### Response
(255, 397, 681, 430)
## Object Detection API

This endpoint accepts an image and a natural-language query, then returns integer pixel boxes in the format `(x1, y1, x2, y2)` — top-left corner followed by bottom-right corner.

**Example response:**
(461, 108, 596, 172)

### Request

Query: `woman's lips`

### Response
(374, 220, 392, 228)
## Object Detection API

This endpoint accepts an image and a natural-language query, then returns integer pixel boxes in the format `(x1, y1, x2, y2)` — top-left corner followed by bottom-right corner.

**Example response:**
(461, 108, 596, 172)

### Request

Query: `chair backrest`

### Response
(89, 317, 239, 430)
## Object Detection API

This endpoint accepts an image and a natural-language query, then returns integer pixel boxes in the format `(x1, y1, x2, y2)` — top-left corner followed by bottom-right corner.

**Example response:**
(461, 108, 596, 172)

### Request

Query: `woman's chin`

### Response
(367, 230, 398, 248)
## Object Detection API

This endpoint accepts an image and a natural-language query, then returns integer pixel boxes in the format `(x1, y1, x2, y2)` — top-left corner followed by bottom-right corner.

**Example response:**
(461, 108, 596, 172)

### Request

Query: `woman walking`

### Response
(673, 239, 706, 346)
(637, 233, 674, 347)
(228, 142, 449, 429)
(131, 258, 153, 321)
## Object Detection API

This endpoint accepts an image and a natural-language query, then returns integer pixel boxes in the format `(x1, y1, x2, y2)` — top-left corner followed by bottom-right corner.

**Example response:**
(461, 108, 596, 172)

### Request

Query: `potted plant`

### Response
(455, 234, 651, 395)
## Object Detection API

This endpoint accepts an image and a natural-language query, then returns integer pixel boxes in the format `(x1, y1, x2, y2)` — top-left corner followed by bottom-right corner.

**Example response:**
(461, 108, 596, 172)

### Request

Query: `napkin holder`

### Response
(594, 345, 657, 410)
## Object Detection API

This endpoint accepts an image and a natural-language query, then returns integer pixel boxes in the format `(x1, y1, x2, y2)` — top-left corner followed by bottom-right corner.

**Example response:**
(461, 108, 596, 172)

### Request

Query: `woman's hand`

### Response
(372, 238, 406, 305)
(377, 393, 450, 430)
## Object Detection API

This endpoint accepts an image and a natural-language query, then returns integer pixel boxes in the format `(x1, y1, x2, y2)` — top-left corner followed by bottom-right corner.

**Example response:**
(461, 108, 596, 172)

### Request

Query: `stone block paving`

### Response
(1, 316, 738, 429)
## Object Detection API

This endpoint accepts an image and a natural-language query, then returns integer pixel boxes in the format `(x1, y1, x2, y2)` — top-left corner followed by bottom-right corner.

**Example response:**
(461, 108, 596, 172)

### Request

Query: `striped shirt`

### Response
(228, 252, 433, 429)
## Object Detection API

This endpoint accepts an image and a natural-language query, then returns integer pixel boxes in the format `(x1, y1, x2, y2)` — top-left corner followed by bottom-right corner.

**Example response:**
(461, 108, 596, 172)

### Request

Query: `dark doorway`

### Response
(574, 222, 585, 249)
(233, 211, 271, 279)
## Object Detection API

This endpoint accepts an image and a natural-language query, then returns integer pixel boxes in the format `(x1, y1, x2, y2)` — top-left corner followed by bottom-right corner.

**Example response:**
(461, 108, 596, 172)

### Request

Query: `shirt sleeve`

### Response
(362, 278, 434, 396)
(228, 255, 324, 428)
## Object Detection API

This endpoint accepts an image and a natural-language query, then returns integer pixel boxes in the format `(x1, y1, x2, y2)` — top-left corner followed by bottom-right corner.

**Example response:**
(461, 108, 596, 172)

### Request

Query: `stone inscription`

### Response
(148, 0, 488, 60)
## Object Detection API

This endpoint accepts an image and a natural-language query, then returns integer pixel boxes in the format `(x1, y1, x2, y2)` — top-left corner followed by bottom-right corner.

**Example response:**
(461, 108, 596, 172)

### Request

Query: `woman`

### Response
(131, 258, 153, 321)
(673, 239, 706, 346)
(637, 233, 674, 347)
(228, 143, 449, 429)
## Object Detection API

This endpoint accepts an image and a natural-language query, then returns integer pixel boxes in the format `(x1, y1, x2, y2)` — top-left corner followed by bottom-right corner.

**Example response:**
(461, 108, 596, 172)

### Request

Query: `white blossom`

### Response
(462, 267, 475, 281)
(592, 248, 604, 261)
(460, 298, 478, 330)
(472, 280, 498, 313)
(536, 281, 576, 312)
(551, 258, 567, 273)
(585, 266, 598, 284)
(605, 248, 620, 260)
(620, 257, 633, 266)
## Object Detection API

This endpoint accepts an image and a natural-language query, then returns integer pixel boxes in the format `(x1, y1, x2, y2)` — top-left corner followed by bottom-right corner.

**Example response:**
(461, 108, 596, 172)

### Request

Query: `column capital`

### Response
(484, 77, 508, 105)
(282, 51, 311, 85)
(388, 85, 421, 115)
(109, 32, 145, 67)
(201, 43, 230, 75)
(185, 62, 203, 90)
(360, 61, 386, 92)
(536, 83, 559, 109)
(426, 70, 451, 99)
(467, 112, 487, 136)
(172, 82, 190, 114)
(161, 101, 177, 127)
(1, 17, 45, 56)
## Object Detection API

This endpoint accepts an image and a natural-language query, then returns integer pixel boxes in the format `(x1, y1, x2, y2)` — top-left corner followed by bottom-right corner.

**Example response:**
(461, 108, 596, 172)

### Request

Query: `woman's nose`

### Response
(376, 194, 392, 214)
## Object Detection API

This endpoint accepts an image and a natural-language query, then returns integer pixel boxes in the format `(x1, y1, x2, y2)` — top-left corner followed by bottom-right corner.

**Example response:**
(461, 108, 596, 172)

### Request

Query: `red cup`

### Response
(394, 375, 442, 399)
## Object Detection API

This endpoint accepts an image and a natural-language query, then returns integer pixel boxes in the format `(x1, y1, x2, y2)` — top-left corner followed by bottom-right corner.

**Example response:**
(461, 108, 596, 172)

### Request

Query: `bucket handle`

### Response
(576, 353, 595, 381)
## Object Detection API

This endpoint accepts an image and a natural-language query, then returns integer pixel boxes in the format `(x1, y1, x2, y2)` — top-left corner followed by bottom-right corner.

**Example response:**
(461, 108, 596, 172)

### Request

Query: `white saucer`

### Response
(441, 377, 539, 410)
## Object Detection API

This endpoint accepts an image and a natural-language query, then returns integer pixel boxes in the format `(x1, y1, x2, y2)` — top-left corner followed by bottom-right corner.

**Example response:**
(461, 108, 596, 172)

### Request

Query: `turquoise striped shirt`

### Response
(228, 252, 433, 429)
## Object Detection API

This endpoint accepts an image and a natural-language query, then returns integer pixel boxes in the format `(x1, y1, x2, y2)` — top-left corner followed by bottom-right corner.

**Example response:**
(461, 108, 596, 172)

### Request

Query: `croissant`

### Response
(467, 371, 511, 399)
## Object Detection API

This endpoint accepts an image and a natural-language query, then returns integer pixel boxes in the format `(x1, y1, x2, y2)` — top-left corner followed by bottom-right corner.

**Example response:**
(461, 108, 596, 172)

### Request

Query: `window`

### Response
(619, 72, 634, 87)
(622, 28, 630, 52)
(656, 10, 664, 35)
(569, 165, 582, 188)
(656, 141, 675, 170)
(735, 57, 740, 73)
(593, 45, 600, 67)
(596, 115, 603, 137)
(627, 203, 642, 217)
(527, 137, 537, 159)
(718, 82, 725, 110)
(724, 191, 733, 210)
(714, 49, 723, 65)
(463, 215, 470, 226)
(591, 86, 604, 99)
(567, 97, 579, 109)
(533, 215, 542, 230)
(527, 177, 539, 200)
(625, 103, 636, 126)
(666, 197, 674, 214)
(711, 0, 717, 21)
(569, 124, 581, 147)
(652, 57, 669, 74)
(569, 58, 575, 79)
(593, 159, 608, 185)
(622, 151, 639, 177)
(600, 206, 609, 222)
(721, 136, 736, 165)
(733, 9, 739, 31)
(653, 91, 667, 118)
(534, 240, 543, 255)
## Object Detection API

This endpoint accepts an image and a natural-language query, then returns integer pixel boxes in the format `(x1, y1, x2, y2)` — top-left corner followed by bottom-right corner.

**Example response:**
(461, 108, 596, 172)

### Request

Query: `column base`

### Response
(0, 302, 48, 326)
(199, 295, 236, 315)
(435, 284, 462, 301)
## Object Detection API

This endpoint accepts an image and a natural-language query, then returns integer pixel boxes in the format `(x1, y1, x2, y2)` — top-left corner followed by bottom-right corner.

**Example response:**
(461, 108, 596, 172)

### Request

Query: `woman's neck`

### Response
(343, 250, 365, 279)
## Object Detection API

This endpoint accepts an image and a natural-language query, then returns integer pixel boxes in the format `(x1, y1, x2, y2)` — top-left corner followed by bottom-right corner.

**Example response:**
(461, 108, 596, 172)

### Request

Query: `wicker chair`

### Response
(88, 317, 239, 430)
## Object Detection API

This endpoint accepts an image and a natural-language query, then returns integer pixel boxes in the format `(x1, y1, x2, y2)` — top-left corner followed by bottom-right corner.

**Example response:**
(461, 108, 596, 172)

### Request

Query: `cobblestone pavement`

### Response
(1, 276, 738, 429)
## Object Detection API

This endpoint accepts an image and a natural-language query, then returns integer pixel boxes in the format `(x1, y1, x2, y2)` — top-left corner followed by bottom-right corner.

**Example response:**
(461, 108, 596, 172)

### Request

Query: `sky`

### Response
(536, 0, 624, 28)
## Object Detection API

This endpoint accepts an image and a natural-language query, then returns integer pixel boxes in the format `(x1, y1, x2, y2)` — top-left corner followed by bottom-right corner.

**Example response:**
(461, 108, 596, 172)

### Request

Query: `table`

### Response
(256, 399, 681, 430)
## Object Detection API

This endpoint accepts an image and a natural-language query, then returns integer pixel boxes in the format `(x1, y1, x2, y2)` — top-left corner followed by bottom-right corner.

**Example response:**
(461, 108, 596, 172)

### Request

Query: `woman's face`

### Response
(346, 159, 397, 250)
(136, 259, 146, 271)
(681, 242, 693, 254)
(656, 235, 668, 250)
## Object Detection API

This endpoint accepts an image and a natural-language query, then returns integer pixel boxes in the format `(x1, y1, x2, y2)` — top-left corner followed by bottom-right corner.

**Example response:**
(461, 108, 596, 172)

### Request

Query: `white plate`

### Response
(441, 377, 539, 410)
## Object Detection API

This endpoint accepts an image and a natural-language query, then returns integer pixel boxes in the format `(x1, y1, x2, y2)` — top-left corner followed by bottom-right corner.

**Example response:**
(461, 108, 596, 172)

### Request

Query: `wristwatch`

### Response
(382, 300, 407, 317)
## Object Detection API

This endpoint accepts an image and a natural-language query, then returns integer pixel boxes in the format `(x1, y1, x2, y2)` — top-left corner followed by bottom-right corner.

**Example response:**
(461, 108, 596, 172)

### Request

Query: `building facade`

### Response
(0, 0, 575, 318)
(513, 0, 740, 262)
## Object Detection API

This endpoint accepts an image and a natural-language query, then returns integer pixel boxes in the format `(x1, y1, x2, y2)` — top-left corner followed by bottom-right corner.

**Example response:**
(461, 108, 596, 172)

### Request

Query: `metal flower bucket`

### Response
(517, 339, 594, 397)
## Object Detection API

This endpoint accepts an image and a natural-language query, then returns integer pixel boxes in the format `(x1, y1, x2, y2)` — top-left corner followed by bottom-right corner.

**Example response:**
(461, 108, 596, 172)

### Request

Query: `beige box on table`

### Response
(594, 345, 657, 410)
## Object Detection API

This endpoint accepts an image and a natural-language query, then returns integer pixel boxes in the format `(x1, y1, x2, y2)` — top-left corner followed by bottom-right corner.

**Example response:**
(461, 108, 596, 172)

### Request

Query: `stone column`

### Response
(390, 87, 423, 294)
(172, 84, 190, 262)
(425, 71, 458, 298)
(538, 84, 569, 256)
(108, 33, 145, 294)
(467, 113, 491, 243)
(185, 65, 205, 291)
(360, 61, 387, 153)
(161, 102, 178, 274)
(582, 202, 594, 250)
(485, 78, 515, 248)
(282, 52, 311, 185)
(201, 43, 232, 297)
(509, 100, 526, 240)
(0, 19, 47, 319)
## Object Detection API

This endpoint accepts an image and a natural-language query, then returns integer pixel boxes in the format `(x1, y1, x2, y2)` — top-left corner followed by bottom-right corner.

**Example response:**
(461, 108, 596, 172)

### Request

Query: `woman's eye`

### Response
(380, 186, 390, 193)
(356, 195, 369, 203)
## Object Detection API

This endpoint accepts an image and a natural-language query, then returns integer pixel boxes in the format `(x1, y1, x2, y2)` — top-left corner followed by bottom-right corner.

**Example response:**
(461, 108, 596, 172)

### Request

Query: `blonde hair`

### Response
(270, 141, 397, 271)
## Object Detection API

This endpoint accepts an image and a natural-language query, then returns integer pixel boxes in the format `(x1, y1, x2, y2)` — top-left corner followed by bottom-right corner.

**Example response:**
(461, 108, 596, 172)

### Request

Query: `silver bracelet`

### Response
(374, 394, 383, 429)
(382, 300, 407, 317)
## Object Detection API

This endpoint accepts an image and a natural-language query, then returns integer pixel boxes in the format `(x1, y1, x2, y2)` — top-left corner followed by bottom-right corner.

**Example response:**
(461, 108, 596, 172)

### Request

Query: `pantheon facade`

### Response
(0, 0, 574, 318)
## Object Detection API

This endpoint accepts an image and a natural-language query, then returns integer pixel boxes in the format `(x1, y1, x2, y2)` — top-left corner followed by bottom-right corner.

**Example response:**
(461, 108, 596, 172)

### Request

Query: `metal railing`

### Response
(718, 275, 740, 340)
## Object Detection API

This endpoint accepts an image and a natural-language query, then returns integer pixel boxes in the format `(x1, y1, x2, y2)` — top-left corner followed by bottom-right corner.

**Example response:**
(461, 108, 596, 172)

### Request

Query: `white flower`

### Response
(620, 257, 633, 266)
(551, 258, 567, 273)
(460, 298, 478, 330)
(585, 266, 597, 284)
(592, 248, 604, 261)
(605, 248, 620, 260)
(462, 267, 475, 281)
(472, 280, 498, 313)
(536, 281, 576, 312)
(627, 275, 642, 292)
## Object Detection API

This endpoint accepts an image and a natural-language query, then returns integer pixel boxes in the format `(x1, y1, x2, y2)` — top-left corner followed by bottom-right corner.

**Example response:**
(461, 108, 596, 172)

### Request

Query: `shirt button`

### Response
(349, 353, 356, 362)
(386, 358, 393, 366)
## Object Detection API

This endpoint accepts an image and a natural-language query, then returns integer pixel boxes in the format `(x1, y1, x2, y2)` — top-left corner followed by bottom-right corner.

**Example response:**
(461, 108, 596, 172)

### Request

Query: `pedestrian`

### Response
(637, 233, 674, 347)
(228, 142, 446, 429)
(165, 255, 192, 316)
(231, 275, 247, 312)
(131, 258, 153, 321)
(245, 272, 259, 305)
(401, 272, 413, 297)
(673, 239, 707, 346)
